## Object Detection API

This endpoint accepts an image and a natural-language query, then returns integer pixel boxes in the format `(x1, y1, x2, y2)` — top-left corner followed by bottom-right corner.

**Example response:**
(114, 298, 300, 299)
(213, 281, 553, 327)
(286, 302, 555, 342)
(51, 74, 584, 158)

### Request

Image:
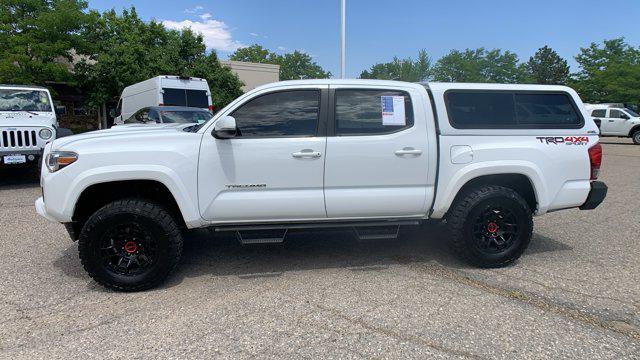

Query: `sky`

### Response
(87, 0, 640, 78)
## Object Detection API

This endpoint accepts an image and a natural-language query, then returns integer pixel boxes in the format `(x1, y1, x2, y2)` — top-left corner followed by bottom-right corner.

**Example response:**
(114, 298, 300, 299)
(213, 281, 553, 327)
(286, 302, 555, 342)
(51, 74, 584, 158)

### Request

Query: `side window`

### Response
(447, 92, 515, 128)
(591, 109, 606, 118)
(186, 89, 209, 108)
(609, 109, 626, 119)
(230, 90, 320, 137)
(125, 108, 149, 124)
(163, 88, 187, 106)
(446, 91, 583, 128)
(335, 89, 414, 135)
(148, 109, 160, 123)
(515, 93, 580, 126)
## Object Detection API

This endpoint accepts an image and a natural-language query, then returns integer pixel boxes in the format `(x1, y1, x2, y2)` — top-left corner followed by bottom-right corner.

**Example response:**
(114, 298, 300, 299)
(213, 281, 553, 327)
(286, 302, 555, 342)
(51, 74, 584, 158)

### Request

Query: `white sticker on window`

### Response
(381, 96, 406, 126)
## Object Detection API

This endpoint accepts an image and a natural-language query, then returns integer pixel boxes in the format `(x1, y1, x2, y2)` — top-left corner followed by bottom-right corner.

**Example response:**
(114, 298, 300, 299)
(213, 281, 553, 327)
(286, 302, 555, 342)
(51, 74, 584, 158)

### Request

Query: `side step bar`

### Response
(236, 229, 288, 245)
(215, 219, 420, 232)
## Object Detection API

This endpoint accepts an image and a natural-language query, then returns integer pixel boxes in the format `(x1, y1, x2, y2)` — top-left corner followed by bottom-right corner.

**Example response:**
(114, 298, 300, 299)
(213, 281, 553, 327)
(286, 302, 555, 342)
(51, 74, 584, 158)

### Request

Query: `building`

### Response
(220, 60, 280, 92)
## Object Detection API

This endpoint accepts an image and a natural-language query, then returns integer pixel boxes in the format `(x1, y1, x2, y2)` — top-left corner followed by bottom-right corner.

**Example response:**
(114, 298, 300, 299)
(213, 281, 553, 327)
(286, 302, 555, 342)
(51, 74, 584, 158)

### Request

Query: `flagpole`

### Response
(340, 0, 346, 79)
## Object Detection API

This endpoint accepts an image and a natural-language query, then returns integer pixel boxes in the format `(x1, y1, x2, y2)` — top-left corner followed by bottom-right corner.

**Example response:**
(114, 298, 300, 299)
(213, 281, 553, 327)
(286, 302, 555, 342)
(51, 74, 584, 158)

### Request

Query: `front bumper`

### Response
(579, 181, 608, 210)
(35, 196, 58, 222)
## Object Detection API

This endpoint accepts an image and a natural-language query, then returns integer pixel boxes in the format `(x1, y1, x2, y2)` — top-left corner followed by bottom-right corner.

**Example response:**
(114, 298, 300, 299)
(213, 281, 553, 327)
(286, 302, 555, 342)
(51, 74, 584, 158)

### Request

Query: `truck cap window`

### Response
(335, 89, 414, 135)
(446, 90, 583, 129)
(162, 88, 209, 109)
(231, 90, 319, 137)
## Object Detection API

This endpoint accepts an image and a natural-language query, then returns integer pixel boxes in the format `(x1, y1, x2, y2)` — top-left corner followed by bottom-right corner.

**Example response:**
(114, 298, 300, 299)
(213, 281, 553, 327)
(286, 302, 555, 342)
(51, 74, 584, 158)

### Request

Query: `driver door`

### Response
(197, 86, 328, 223)
(603, 109, 629, 135)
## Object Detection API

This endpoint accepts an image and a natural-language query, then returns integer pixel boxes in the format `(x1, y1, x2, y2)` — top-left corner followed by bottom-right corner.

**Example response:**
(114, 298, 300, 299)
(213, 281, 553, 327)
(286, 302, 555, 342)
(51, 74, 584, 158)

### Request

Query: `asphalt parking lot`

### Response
(0, 138, 638, 359)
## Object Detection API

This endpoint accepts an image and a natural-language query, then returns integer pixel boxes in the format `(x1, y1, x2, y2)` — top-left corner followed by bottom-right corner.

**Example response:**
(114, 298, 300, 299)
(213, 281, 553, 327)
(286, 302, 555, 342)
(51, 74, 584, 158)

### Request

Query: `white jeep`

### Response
(0, 85, 69, 171)
(35, 80, 607, 291)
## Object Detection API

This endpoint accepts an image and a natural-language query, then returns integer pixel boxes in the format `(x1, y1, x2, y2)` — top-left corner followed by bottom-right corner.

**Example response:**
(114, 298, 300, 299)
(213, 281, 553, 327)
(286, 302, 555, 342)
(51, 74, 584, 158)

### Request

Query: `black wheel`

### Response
(632, 130, 640, 145)
(78, 199, 183, 291)
(447, 185, 533, 268)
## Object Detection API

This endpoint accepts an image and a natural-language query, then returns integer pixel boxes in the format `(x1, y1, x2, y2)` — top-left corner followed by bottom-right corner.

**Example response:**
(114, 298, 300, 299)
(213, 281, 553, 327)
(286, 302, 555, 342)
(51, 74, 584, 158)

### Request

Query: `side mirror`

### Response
(621, 114, 630, 120)
(109, 109, 116, 118)
(212, 115, 237, 139)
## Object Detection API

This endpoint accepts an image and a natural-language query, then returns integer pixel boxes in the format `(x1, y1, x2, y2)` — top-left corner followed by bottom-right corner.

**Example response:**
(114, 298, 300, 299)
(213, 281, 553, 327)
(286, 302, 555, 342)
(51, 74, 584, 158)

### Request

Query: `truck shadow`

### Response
(53, 225, 573, 291)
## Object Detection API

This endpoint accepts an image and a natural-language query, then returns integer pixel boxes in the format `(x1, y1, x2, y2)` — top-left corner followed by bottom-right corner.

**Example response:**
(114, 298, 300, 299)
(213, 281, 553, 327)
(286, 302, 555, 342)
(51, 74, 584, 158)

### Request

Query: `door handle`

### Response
(292, 149, 322, 158)
(395, 147, 422, 156)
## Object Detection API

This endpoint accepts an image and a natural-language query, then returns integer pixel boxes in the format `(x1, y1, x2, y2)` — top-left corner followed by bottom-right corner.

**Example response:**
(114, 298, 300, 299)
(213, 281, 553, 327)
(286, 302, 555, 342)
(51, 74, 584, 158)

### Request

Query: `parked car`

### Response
(0, 84, 72, 171)
(112, 76, 213, 125)
(116, 106, 212, 126)
(36, 80, 607, 291)
(585, 104, 640, 144)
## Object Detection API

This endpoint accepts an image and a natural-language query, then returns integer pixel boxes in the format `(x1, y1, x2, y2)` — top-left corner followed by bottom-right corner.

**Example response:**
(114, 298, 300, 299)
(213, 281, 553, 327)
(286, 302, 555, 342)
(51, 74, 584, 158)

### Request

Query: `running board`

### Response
(215, 219, 421, 232)
(235, 229, 287, 245)
(354, 225, 400, 240)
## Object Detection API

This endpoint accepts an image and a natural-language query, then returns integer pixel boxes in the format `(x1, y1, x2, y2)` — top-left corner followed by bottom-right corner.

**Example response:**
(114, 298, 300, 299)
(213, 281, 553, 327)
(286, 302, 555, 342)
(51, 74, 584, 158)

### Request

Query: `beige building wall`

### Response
(221, 60, 280, 92)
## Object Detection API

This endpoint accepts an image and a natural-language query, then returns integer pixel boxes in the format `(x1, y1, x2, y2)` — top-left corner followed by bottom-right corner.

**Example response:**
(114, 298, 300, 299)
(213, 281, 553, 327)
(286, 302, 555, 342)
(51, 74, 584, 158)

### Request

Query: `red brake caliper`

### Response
(123, 241, 138, 254)
(487, 222, 499, 234)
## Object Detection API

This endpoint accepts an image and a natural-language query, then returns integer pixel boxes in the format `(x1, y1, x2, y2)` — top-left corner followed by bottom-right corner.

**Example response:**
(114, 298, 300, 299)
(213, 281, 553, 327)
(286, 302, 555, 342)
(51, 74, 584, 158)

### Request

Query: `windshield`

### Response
(0, 89, 52, 112)
(160, 110, 212, 124)
(625, 108, 640, 117)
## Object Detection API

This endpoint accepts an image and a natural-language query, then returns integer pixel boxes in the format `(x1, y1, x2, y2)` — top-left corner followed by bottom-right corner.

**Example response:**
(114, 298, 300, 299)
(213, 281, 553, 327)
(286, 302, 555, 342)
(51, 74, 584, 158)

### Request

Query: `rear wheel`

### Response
(447, 185, 533, 268)
(78, 199, 183, 291)
(632, 130, 640, 145)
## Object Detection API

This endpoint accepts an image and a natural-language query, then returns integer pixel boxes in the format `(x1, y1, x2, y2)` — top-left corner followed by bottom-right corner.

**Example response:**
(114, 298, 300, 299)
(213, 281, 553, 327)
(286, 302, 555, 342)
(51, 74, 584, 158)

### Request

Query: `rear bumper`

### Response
(579, 181, 608, 210)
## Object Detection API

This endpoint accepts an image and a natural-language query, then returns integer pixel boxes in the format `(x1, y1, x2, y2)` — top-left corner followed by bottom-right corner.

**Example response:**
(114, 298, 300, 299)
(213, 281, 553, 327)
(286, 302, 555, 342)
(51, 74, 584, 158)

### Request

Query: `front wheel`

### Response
(632, 131, 640, 145)
(447, 185, 533, 268)
(78, 199, 183, 291)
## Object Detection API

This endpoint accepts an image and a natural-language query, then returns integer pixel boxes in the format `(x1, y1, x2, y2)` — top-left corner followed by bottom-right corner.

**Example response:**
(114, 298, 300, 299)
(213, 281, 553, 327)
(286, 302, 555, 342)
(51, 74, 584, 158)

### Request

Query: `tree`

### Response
(359, 49, 431, 82)
(0, 0, 90, 85)
(229, 44, 331, 80)
(432, 48, 523, 83)
(75, 7, 243, 110)
(523, 46, 570, 84)
(572, 38, 640, 104)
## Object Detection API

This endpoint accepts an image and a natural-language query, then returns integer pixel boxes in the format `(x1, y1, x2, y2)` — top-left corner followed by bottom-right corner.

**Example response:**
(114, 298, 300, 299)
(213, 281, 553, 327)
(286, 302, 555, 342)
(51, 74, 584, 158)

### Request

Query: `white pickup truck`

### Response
(35, 80, 607, 291)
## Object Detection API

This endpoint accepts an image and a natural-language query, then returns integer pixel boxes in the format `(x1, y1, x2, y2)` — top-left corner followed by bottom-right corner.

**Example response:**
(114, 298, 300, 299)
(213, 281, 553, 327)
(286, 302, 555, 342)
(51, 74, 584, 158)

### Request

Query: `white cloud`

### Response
(162, 19, 246, 52)
(184, 5, 204, 14)
(277, 46, 286, 52)
(249, 32, 259, 37)
(199, 12, 212, 20)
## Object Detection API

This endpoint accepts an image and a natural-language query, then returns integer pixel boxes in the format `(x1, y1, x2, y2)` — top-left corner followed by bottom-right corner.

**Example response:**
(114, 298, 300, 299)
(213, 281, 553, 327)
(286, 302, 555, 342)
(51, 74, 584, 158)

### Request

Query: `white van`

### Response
(585, 104, 640, 144)
(112, 76, 212, 125)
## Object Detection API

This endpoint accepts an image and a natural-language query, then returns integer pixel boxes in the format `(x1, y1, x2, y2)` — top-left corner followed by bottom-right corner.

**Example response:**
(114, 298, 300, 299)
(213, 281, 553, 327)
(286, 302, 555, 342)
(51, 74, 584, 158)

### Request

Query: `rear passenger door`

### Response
(324, 86, 430, 218)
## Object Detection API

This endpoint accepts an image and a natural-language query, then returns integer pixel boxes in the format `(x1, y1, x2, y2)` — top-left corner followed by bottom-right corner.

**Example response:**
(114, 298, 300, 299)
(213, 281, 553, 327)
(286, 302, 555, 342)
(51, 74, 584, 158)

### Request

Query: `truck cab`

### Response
(0, 85, 57, 170)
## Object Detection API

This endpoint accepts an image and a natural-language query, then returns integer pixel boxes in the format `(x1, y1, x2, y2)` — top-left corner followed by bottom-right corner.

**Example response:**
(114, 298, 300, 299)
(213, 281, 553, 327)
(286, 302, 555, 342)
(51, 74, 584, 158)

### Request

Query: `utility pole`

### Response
(340, 0, 346, 79)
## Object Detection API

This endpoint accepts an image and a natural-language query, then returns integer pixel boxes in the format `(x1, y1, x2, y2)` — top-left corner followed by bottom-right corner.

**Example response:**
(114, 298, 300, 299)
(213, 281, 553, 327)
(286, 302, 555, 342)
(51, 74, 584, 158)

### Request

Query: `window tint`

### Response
(186, 89, 209, 108)
(335, 90, 414, 135)
(231, 90, 319, 137)
(447, 92, 515, 127)
(591, 109, 606, 118)
(446, 91, 583, 128)
(163, 88, 186, 106)
(515, 94, 580, 126)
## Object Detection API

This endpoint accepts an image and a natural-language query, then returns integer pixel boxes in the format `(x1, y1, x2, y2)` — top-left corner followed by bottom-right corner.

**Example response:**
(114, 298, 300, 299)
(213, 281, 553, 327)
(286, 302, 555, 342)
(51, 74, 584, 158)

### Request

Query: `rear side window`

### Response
(186, 89, 209, 108)
(231, 90, 319, 137)
(591, 109, 606, 118)
(163, 88, 187, 106)
(335, 89, 414, 135)
(446, 90, 583, 129)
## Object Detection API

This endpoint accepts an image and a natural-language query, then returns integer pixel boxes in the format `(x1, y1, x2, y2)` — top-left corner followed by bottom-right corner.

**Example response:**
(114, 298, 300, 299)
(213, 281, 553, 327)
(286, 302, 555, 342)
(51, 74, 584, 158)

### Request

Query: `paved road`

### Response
(1, 139, 638, 359)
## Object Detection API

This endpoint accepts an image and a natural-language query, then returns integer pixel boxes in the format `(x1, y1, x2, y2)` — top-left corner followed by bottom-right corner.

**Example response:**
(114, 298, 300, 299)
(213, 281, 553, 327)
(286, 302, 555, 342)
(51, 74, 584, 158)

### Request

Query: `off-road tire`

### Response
(632, 130, 640, 145)
(78, 199, 183, 291)
(447, 185, 533, 268)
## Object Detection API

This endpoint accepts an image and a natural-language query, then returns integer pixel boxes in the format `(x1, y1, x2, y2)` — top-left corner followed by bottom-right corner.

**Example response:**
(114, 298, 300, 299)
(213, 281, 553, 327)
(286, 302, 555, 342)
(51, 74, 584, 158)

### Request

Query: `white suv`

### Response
(36, 80, 607, 291)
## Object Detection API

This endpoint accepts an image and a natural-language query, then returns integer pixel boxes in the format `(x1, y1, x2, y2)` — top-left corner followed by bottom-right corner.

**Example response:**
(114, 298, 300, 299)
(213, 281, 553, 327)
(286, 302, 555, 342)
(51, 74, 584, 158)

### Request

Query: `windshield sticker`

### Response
(381, 96, 406, 126)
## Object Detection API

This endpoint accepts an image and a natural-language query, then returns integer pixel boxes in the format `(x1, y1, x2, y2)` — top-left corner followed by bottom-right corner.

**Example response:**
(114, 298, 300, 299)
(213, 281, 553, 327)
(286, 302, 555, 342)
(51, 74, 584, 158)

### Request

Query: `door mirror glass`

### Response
(621, 113, 630, 120)
(212, 115, 237, 139)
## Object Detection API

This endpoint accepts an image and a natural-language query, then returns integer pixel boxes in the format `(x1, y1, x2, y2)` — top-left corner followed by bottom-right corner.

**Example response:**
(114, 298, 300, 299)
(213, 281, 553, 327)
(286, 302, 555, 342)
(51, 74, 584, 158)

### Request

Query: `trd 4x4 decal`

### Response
(536, 136, 589, 145)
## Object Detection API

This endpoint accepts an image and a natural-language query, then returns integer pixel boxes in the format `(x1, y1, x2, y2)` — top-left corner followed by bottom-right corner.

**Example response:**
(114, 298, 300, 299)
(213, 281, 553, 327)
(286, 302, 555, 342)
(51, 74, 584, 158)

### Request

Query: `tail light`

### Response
(588, 143, 602, 180)
(208, 105, 214, 112)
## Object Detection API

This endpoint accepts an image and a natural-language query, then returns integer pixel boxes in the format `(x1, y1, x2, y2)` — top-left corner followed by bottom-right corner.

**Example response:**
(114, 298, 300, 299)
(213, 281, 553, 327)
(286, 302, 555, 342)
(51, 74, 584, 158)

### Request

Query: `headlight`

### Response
(45, 151, 78, 172)
(39, 128, 53, 140)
